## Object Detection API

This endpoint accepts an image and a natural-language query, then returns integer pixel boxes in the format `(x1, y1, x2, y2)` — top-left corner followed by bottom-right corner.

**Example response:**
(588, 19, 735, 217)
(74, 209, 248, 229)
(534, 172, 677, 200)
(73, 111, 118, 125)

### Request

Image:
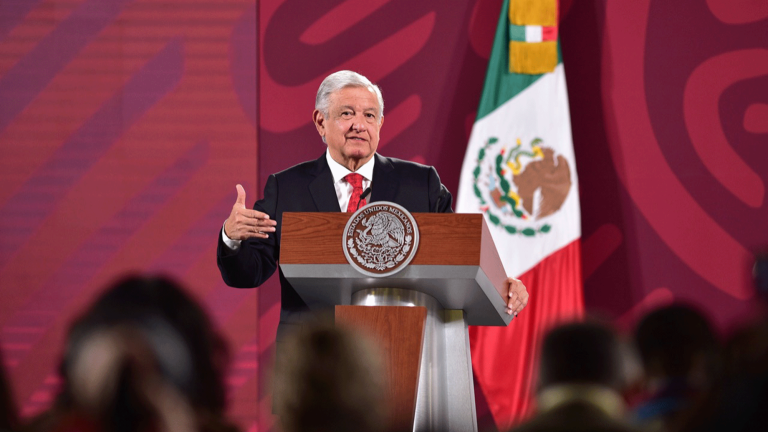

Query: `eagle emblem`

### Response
(473, 136, 571, 236)
(342, 202, 420, 277)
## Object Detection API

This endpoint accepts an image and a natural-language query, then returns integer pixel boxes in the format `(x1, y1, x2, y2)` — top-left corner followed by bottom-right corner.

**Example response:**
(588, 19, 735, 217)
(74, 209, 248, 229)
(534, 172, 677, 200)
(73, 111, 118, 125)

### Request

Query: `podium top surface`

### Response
(280, 212, 512, 326)
(281, 213, 483, 266)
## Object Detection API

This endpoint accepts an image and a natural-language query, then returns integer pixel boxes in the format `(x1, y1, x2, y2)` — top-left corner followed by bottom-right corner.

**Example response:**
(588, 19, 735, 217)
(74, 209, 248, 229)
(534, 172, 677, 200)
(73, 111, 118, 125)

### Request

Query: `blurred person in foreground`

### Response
(273, 320, 386, 432)
(508, 321, 641, 432)
(630, 304, 720, 432)
(0, 347, 18, 432)
(672, 252, 768, 432)
(25, 276, 237, 432)
(673, 320, 768, 432)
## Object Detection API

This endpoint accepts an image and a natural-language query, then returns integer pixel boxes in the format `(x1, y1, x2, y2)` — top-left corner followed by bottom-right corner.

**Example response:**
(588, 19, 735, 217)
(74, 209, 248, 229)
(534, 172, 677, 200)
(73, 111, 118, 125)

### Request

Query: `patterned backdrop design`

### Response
(1, 0, 767, 430)
(259, 0, 768, 429)
(571, 0, 768, 330)
(0, 0, 259, 429)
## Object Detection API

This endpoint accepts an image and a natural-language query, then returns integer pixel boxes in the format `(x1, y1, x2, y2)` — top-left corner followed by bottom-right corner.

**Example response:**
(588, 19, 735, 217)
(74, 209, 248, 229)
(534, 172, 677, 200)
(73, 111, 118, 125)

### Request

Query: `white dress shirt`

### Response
(325, 149, 373, 211)
(222, 150, 374, 250)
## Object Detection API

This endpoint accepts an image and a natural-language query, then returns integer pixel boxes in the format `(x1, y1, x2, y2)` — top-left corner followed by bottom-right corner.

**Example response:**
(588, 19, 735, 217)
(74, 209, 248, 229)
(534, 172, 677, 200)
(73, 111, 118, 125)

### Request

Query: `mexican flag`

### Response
(455, 0, 584, 428)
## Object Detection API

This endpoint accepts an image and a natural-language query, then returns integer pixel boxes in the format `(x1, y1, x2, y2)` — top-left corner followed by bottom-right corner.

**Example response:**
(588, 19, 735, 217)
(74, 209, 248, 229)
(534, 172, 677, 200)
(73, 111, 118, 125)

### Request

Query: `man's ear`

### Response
(312, 109, 326, 138)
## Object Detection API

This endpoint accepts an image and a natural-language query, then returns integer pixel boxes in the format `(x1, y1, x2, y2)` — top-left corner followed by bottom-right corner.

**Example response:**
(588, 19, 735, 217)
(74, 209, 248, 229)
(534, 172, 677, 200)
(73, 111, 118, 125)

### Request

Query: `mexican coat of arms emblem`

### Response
(472, 136, 572, 236)
(342, 202, 420, 277)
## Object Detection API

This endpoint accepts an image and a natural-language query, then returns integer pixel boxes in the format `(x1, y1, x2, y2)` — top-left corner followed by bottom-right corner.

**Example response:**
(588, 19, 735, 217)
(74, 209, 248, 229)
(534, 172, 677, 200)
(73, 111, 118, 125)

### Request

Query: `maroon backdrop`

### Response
(0, 0, 260, 429)
(1, 0, 767, 431)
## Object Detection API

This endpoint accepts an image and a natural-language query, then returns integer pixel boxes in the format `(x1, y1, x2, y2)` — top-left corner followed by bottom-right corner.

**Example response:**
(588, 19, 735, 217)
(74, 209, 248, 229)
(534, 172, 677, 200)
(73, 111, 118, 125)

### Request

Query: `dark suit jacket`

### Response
(217, 152, 453, 339)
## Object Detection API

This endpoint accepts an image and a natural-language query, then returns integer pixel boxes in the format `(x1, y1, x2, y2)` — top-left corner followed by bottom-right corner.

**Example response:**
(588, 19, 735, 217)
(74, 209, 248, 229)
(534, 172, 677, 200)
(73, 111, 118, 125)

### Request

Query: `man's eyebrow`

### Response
(338, 105, 379, 115)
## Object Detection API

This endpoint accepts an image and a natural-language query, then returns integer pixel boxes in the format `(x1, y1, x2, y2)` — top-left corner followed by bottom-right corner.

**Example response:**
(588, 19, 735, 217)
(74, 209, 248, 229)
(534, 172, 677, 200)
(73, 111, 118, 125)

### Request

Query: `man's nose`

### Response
(352, 117, 367, 132)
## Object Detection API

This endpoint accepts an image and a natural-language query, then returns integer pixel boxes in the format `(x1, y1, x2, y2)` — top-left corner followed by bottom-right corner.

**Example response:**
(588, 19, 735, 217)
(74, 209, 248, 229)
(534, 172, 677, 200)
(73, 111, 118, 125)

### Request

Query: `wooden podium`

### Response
(280, 212, 512, 432)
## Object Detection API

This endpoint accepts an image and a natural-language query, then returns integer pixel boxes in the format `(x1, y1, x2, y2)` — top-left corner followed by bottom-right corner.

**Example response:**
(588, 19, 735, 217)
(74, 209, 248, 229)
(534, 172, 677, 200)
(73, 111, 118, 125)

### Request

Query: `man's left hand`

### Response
(505, 277, 529, 317)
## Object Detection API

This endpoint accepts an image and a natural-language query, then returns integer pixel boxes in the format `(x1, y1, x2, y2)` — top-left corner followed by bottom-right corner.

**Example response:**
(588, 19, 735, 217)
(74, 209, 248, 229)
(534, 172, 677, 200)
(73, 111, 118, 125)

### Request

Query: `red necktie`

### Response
(345, 173, 366, 212)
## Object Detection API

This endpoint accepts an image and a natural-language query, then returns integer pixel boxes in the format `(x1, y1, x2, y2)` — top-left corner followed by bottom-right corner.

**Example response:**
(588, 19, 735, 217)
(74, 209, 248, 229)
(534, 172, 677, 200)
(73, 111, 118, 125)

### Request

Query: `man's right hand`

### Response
(224, 184, 277, 240)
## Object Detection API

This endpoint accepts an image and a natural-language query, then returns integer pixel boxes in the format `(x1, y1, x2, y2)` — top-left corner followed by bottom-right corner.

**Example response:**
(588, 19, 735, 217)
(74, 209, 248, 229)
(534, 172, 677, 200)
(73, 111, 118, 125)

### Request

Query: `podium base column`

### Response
(352, 288, 478, 432)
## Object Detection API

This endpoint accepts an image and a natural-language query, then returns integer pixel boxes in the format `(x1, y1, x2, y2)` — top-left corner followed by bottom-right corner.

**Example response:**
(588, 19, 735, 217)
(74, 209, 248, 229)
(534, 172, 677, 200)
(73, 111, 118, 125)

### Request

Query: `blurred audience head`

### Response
(634, 303, 719, 388)
(508, 321, 640, 432)
(63, 275, 229, 412)
(670, 250, 768, 431)
(538, 320, 628, 392)
(630, 304, 720, 431)
(721, 321, 768, 379)
(273, 320, 385, 432)
(32, 275, 234, 432)
(0, 347, 18, 432)
(675, 320, 768, 432)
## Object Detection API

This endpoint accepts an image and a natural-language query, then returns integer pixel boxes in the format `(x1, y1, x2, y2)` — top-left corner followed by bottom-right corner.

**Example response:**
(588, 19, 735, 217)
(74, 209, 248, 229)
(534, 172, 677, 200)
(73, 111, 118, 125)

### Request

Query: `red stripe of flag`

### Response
(541, 26, 558, 41)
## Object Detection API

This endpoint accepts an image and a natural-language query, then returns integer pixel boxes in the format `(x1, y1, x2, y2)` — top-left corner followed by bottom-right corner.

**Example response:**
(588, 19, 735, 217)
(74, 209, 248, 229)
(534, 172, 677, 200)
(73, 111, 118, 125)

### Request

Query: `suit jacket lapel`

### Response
(370, 153, 398, 203)
(309, 153, 342, 212)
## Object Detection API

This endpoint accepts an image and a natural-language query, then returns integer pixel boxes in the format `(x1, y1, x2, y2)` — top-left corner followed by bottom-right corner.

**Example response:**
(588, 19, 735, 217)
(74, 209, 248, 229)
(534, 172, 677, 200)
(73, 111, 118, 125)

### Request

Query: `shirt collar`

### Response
(325, 149, 375, 183)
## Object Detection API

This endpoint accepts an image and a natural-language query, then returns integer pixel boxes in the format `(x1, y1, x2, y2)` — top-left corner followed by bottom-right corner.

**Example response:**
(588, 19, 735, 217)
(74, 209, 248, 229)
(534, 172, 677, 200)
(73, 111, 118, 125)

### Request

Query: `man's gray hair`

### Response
(315, 70, 384, 122)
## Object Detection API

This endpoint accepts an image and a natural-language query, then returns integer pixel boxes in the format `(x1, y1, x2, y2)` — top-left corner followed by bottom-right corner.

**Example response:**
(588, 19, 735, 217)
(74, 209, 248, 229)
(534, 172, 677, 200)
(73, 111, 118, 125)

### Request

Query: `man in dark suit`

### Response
(217, 70, 528, 340)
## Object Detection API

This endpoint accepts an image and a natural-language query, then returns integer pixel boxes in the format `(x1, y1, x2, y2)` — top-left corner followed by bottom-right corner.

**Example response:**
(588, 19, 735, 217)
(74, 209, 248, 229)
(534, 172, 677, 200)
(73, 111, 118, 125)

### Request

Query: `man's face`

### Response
(313, 86, 383, 170)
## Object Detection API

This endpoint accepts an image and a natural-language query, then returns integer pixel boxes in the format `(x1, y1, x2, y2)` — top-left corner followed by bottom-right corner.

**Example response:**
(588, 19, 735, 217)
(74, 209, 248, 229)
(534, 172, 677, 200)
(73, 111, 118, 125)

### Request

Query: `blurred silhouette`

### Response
(273, 320, 386, 432)
(0, 347, 19, 432)
(507, 321, 641, 432)
(25, 275, 237, 432)
(672, 252, 768, 432)
(672, 321, 768, 432)
(630, 304, 720, 432)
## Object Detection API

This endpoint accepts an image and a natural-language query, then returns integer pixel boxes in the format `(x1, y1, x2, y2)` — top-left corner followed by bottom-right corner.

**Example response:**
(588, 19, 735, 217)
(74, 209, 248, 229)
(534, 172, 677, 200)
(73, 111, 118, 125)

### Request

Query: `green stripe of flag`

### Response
(509, 23, 526, 42)
(475, 0, 563, 121)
